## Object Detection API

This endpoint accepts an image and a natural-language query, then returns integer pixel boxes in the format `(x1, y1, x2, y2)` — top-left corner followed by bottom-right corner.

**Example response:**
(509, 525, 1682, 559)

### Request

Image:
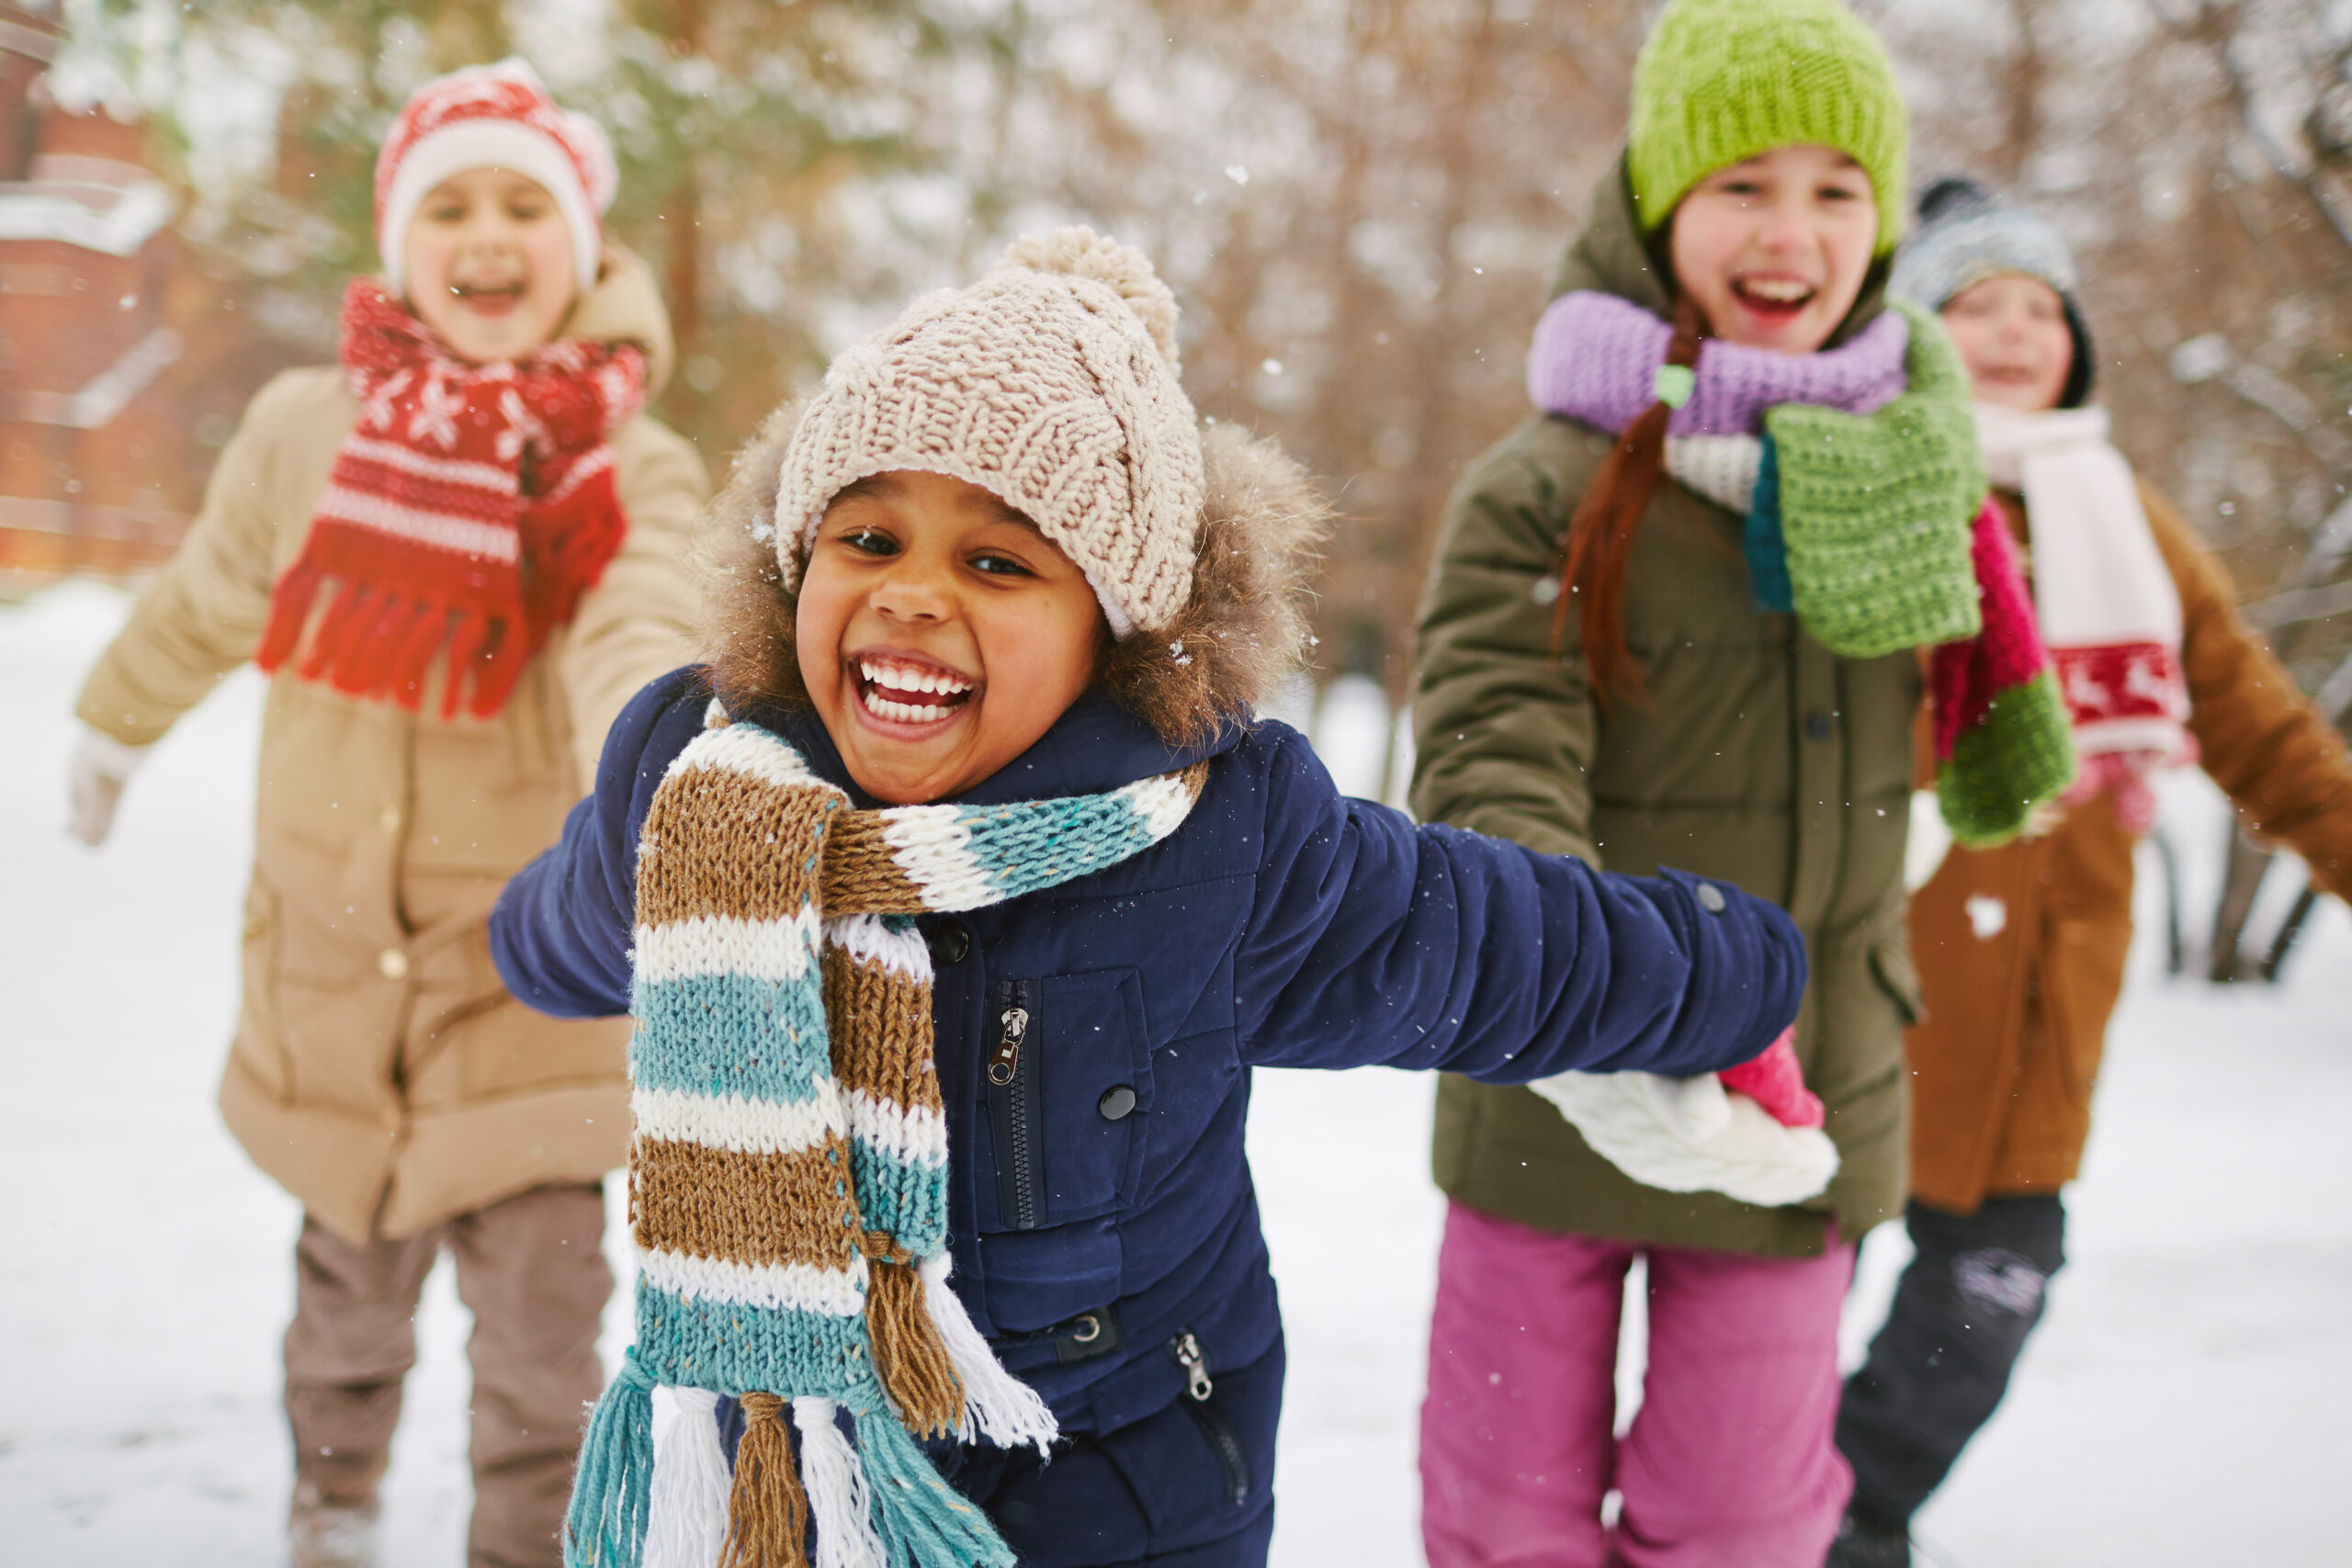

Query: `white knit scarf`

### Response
(1974, 403, 2190, 829)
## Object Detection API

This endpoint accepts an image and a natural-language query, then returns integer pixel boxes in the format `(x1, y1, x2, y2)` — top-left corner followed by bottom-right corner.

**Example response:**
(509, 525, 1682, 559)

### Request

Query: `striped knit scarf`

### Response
(1528, 292, 2076, 847)
(255, 279, 645, 719)
(566, 706, 1207, 1568)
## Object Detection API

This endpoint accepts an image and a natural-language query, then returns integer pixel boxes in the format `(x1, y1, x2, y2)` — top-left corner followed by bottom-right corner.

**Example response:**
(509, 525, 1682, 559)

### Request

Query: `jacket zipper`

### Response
(1170, 1332, 1249, 1506)
(986, 980, 1042, 1229)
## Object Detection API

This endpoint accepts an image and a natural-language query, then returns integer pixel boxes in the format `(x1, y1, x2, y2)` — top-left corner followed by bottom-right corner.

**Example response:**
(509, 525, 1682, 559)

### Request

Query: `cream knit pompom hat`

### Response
(774, 228, 1205, 637)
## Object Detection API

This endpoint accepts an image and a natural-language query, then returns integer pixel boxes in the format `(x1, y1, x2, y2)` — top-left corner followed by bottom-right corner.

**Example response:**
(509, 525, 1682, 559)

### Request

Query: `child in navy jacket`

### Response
(491, 230, 1804, 1568)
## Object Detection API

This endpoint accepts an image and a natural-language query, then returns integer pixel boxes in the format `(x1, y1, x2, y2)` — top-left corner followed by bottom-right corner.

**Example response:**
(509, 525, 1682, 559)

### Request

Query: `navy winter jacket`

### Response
(490, 667, 1804, 1446)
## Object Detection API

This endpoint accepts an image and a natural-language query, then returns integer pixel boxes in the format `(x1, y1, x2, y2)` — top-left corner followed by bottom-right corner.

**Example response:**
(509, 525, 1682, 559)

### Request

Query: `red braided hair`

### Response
(1551, 296, 1706, 708)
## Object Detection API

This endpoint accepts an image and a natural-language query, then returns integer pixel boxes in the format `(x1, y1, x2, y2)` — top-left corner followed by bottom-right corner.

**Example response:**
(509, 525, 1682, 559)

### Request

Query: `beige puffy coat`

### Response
(75, 248, 709, 1243)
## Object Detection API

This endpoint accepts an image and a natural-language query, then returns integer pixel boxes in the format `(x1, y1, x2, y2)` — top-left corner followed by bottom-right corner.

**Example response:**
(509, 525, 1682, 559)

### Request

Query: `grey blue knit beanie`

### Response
(1891, 177, 2095, 406)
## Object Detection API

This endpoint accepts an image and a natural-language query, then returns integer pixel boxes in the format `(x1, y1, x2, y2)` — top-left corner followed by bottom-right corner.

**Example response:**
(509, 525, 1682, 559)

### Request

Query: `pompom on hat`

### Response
(773, 227, 1205, 638)
(375, 58, 617, 299)
(1627, 0, 1909, 254)
(1893, 176, 2097, 407)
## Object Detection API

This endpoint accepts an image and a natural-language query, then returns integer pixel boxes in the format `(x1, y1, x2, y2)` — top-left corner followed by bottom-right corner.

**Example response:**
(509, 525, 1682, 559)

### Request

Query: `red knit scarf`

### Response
(256, 279, 646, 718)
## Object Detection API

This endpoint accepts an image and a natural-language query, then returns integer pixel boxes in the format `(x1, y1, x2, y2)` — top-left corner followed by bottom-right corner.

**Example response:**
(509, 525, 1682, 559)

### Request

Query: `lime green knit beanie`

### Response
(1629, 0, 1909, 254)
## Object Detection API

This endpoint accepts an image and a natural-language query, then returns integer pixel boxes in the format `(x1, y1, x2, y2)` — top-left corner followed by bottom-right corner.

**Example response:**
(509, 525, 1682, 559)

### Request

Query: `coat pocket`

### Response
(2042, 918, 2131, 1112)
(233, 876, 297, 1101)
(1094, 1333, 1277, 1544)
(983, 968, 1151, 1229)
(1868, 940, 1925, 1027)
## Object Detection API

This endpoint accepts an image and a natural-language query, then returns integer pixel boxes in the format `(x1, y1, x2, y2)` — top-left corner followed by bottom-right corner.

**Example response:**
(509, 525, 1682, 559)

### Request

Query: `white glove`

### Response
(67, 728, 149, 848)
(1527, 1069, 1840, 1208)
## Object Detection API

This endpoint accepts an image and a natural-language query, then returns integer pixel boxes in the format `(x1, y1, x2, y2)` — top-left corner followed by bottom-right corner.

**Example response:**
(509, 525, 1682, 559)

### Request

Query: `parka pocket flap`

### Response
(982, 967, 1152, 1232)
(1867, 941, 1925, 1027)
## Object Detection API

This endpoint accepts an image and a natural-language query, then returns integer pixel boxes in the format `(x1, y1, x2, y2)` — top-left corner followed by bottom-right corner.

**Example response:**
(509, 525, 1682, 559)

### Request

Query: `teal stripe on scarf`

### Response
(629, 973, 831, 1102)
(635, 1278, 876, 1401)
(957, 792, 1166, 901)
(1743, 433, 1794, 615)
(848, 1144, 950, 1248)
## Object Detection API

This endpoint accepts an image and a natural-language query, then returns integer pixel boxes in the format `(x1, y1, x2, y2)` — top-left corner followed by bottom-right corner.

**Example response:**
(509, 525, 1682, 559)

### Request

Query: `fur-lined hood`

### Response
(695, 400, 1328, 748)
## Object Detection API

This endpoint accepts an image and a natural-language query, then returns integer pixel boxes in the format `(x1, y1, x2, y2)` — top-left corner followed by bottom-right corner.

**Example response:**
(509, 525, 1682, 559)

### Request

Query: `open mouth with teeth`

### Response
(1729, 275, 1818, 319)
(449, 279, 527, 312)
(852, 655, 978, 728)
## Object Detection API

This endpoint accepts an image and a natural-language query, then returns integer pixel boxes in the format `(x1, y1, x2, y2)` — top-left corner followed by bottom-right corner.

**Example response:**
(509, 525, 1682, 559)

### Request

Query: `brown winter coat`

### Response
(1907, 480, 2352, 1213)
(74, 247, 710, 1244)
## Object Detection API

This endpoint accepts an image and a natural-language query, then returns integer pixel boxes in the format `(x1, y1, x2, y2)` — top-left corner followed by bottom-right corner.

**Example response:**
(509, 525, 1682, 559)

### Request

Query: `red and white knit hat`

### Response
(374, 58, 617, 299)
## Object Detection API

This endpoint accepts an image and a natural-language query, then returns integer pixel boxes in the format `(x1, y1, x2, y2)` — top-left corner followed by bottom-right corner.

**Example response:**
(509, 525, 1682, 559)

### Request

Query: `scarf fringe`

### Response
(851, 1404, 1018, 1568)
(917, 1254, 1059, 1454)
(565, 1349, 657, 1568)
(862, 1249, 965, 1440)
(794, 1399, 886, 1568)
(258, 558, 530, 721)
(721, 1393, 809, 1568)
(647, 1388, 731, 1568)
(255, 559, 322, 672)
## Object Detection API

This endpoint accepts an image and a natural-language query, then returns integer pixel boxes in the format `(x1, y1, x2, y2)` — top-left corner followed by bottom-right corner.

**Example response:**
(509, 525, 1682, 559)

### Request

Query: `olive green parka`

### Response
(1410, 162, 1923, 1256)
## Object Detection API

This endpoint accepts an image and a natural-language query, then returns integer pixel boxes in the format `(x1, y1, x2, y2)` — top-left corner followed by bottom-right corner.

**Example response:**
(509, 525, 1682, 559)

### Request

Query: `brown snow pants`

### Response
(284, 1182, 612, 1568)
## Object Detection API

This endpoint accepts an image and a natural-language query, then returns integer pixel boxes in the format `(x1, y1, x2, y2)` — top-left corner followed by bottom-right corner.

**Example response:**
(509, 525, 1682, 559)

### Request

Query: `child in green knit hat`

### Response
(1411, 2, 2064, 1563)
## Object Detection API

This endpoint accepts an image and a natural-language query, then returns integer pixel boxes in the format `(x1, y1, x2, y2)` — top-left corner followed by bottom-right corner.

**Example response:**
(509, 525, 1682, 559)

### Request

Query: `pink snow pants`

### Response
(1419, 1201, 1854, 1568)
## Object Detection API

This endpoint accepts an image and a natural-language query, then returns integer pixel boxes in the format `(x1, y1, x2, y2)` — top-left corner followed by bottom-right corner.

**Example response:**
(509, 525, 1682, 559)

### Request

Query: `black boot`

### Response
(1824, 1509, 1910, 1568)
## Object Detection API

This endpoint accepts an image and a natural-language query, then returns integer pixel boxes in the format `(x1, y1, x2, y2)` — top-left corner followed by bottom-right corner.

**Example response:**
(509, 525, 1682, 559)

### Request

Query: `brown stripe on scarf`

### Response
(822, 945, 944, 1121)
(637, 765, 838, 927)
(810, 761, 1213, 918)
(817, 822, 933, 915)
(631, 1134, 865, 1271)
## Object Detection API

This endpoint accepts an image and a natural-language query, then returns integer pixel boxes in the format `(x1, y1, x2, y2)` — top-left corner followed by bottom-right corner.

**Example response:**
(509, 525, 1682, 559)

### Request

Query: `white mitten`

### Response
(67, 728, 149, 848)
(1527, 1069, 1839, 1208)
(1905, 787, 1952, 891)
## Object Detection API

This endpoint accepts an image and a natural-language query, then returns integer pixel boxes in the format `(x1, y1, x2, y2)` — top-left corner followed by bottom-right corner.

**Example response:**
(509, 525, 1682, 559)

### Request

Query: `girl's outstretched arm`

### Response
(492, 667, 709, 1017)
(1237, 727, 1804, 1080)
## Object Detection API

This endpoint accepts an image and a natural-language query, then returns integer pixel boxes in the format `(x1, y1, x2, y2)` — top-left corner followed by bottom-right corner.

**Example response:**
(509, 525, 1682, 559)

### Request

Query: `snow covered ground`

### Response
(5, 581, 2349, 1565)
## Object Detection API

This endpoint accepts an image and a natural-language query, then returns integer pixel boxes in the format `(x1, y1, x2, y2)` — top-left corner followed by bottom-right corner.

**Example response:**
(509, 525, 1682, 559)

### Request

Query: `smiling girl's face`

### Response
(1668, 144, 1881, 355)
(401, 167, 578, 364)
(796, 469, 1109, 805)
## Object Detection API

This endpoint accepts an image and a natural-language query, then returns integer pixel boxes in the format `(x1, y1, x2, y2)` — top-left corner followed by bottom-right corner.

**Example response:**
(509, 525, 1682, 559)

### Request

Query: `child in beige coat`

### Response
(66, 61, 707, 1568)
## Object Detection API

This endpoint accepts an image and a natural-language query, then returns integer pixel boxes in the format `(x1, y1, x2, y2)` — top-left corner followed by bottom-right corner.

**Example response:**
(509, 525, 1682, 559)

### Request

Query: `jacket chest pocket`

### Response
(984, 968, 1151, 1229)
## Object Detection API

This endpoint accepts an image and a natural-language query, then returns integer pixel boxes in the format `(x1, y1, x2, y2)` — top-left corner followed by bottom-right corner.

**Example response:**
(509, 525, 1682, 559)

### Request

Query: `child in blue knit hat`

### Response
(490, 228, 1805, 1568)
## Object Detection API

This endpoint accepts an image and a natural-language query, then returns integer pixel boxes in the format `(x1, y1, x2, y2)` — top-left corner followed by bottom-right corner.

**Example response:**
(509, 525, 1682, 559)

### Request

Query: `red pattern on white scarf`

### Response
(1978, 402, 2191, 831)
